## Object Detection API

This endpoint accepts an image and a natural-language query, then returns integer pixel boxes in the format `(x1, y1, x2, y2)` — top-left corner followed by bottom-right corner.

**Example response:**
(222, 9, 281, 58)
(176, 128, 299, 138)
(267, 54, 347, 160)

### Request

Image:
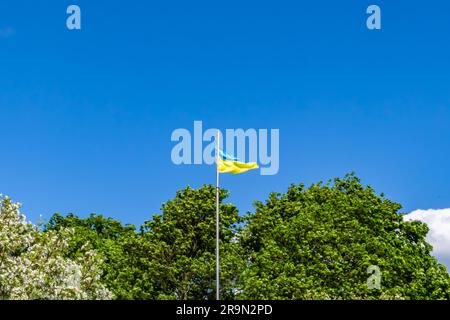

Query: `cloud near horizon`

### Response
(404, 208, 450, 269)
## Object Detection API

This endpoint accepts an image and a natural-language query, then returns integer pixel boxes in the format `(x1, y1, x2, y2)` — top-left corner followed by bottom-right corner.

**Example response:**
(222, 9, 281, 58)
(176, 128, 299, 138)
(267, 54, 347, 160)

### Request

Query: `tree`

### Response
(139, 185, 244, 299)
(45, 212, 139, 299)
(45, 185, 245, 300)
(237, 174, 450, 300)
(0, 196, 112, 300)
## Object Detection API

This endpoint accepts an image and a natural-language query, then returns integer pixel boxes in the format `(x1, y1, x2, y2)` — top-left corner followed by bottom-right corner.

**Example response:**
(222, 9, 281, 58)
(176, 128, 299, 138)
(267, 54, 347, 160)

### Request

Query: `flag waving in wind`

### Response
(216, 149, 259, 174)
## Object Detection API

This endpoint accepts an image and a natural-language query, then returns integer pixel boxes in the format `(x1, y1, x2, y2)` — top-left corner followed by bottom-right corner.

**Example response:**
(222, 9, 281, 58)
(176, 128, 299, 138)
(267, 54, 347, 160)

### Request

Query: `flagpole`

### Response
(215, 130, 220, 300)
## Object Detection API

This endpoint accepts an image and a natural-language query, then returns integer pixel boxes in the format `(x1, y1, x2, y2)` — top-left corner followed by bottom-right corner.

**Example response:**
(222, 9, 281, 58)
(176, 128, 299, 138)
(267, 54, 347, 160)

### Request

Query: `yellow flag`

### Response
(217, 157, 259, 174)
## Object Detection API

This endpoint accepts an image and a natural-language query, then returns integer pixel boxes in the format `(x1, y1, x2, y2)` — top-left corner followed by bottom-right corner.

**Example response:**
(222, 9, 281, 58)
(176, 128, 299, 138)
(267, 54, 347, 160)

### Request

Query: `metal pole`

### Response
(215, 130, 220, 300)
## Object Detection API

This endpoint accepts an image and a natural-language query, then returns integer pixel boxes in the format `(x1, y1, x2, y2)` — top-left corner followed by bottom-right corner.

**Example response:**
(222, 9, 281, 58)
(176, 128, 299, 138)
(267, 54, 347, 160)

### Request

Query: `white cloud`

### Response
(404, 208, 450, 269)
(0, 27, 14, 38)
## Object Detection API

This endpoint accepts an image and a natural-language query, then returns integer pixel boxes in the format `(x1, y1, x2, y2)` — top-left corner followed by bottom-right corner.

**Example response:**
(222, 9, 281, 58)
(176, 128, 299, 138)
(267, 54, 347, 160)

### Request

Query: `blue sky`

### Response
(0, 0, 449, 228)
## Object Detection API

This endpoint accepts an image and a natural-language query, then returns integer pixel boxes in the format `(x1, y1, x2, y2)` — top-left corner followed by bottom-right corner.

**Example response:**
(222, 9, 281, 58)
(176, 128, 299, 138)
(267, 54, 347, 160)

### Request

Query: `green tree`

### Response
(45, 185, 244, 300)
(140, 185, 244, 299)
(237, 174, 450, 300)
(45, 213, 142, 299)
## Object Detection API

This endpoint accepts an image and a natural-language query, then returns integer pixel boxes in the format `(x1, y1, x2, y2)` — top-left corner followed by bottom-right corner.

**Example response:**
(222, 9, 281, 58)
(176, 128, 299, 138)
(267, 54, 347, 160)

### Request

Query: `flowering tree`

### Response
(0, 196, 112, 300)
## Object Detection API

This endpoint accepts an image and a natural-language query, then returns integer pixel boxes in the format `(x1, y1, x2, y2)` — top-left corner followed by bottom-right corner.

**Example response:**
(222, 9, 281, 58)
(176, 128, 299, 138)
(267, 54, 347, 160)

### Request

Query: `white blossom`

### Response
(0, 196, 112, 300)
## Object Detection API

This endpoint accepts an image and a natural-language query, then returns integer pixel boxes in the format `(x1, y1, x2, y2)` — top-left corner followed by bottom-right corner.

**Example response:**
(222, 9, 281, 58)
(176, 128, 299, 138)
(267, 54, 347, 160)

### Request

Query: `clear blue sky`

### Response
(1, 1, 449, 226)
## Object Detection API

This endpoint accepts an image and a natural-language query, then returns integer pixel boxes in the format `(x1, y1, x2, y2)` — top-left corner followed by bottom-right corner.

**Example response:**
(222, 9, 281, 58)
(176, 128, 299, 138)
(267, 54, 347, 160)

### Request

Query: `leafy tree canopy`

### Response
(45, 185, 244, 300)
(237, 173, 450, 300)
(2, 174, 448, 300)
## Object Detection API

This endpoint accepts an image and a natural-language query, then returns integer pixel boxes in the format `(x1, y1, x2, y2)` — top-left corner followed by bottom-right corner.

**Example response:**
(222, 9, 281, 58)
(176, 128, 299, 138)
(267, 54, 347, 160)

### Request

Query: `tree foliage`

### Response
(45, 212, 137, 299)
(2, 174, 449, 300)
(237, 174, 450, 299)
(0, 196, 112, 299)
(138, 185, 244, 299)
(45, 185, 244, 300)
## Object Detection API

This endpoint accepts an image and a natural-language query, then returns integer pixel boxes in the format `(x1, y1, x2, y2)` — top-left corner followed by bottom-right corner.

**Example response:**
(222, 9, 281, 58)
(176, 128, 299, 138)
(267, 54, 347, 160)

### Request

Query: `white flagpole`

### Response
(215, 130, 220, 300)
